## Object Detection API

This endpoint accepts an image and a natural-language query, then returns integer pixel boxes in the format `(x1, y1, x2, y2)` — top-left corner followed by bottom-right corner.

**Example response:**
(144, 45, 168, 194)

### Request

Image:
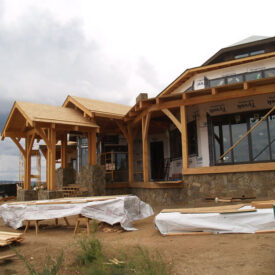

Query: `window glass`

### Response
(235, 53, 249, 59)
(209, 78, 226, 87)
(250, 50, 265, 56)
(169, 129, 182, 159)
(245, 71, 262, 81)
(250, 115, 270, 161)
(188, 120, 198, 156)
(227, 74, 243, 84)
(264, 68, 275, 78)
(268, 114, 275, 160)
(230, 115, 250, 163)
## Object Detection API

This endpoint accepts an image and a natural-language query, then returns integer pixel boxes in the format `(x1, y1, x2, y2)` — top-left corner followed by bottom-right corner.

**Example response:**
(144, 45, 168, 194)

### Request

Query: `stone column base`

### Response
(17, 190, 38, 201)
(38, 190, 64, 200)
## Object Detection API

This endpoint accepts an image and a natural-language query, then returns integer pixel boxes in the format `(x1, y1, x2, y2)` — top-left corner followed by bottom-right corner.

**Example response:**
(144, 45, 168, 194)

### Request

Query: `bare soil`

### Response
(0, 205, 275, 275)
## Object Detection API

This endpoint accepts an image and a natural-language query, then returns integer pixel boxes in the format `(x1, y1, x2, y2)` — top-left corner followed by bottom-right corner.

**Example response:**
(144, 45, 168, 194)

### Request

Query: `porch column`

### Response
(61, 135, 67, 169)
(142, 113, 151, 182)
(180, 105, 188, 170)
(88, 129, 97, 165)
(24, 134, 35, 190)
(127, 125, 134, 183)
(46, 127, 56, 190)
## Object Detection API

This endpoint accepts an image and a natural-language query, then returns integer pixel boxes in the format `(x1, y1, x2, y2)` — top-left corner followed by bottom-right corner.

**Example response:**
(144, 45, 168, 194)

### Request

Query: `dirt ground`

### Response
(1, 204, 275, 275)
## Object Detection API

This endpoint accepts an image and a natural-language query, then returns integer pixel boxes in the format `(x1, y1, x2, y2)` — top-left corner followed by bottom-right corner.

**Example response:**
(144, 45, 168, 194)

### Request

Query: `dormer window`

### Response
(234, 49, 265, 59)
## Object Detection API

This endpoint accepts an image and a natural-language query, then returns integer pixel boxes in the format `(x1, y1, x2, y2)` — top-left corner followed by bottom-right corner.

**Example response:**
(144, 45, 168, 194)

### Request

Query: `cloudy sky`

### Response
(0, 0, 274, 181)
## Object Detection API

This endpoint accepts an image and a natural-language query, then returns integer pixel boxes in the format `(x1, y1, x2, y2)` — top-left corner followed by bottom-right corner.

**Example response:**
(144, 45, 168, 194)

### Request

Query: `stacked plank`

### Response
(0, 231, 24, 247)
(251, 200, 275, 209)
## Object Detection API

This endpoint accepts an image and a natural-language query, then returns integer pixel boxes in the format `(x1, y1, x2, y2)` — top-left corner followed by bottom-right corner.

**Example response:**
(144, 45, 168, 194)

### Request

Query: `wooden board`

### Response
(0, 231, 24, 247)
(251, 200, 275, 209)
(161, 204, 254, 214)
(165, 232, 213, 236)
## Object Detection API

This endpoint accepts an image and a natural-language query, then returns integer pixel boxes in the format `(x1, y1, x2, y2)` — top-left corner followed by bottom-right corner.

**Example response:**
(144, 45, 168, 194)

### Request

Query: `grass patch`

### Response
(75, 236, 173, 275)
(14, 248, 63, 275)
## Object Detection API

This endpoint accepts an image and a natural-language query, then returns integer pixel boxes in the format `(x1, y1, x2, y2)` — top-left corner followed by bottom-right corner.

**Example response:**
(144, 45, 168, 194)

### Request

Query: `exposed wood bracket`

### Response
(243, 82, 249, 90)
(115, 120, 129, 140)
(162, 108, 182, 133)
(11, 137, 26, 157)
(142, 113, 151, 141)
(35, 127, 51, 148)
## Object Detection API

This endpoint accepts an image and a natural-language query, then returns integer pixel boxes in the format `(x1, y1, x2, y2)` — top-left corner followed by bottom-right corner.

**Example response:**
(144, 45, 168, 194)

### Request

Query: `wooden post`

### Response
(46, 128, 56, 190)
(142, 113, 151, 183)
(88, 129, 97, 165)
(180, 105, 188, 170)
(127, 125, 134, 183)
(24, 137, 31, 190)
(61, 135, 67, 169)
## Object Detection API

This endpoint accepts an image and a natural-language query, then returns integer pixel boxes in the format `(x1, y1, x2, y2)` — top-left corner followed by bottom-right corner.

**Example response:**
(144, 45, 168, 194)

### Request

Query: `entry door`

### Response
(150, 141, 164, 180)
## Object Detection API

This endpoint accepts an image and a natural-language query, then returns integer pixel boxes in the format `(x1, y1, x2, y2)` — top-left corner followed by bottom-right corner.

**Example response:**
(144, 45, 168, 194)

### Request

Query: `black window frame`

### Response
(209, 109, 275, 165)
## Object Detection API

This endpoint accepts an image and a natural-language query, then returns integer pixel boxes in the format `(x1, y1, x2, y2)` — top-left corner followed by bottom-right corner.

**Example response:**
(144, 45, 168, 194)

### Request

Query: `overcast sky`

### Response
(0, 0, 274, 181)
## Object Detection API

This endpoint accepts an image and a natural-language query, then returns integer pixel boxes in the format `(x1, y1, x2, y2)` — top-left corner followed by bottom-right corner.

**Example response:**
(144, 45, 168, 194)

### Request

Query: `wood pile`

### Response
(0, 231, 24, 247)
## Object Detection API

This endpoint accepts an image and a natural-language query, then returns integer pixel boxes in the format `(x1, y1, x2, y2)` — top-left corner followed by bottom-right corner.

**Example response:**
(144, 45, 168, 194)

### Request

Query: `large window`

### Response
(209, 109, 275, 165)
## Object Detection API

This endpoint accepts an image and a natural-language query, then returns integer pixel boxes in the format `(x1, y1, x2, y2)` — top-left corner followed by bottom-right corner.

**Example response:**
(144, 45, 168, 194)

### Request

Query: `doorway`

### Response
(150, 141, 164, 181)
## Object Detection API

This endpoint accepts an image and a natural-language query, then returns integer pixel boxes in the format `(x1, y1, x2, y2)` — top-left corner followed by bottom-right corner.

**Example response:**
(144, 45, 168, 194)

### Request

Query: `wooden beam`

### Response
(88, 130, 97, 165)
(11, 137, 26, 157)
(46, 128, 56, 190)
(127, 125, 134, 183)
(218, 105, 275, 161)
(211, 87, 218, 95)
(162, 108, 181, 132)
(35, 127, 51, 148)
(142, 113, 151, 182)
(182, 162, 275, 175)
(180, 105, 188, 170)
(115, 120, 128, 139)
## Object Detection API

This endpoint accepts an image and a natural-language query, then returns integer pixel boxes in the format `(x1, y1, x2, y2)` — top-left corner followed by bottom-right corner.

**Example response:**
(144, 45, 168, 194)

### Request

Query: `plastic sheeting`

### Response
(155, 206, 275, 235)
(0, 195, 154, 231)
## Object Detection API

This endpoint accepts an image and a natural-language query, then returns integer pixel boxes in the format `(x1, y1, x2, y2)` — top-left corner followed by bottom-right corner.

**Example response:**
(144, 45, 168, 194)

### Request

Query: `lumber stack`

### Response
(0, 231, 24, 247)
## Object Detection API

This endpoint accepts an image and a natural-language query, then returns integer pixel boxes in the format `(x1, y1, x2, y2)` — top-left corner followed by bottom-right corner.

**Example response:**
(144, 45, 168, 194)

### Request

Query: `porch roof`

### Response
(1, 101, 98, 140)
(63, 95, 131, 119)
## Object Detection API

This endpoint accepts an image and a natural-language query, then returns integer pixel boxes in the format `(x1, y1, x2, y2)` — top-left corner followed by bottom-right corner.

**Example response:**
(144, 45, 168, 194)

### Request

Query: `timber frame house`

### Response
(3, 35, 275, 195)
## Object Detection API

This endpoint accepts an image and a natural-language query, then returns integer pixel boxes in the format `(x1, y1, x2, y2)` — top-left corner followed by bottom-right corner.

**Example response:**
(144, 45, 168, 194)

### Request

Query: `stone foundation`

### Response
(38, 190, 64, 200)
(17, 190, 38, 201)
(182, 171, 275, 204)
(106, 171, 275, 206)
(76, 164, 106, 196)
(56, 167, 76, 188)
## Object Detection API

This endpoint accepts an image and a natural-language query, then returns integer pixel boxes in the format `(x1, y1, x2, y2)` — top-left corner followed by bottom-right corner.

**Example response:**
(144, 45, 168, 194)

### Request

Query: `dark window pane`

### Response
(170, 129, 182, 159)
(235, 53, 249, 59)
(227, 74, 244, 84)
(264, 68, 275, 78)
(209, 78, 226, 87)
(214, 125, 220, 162)
(250, 115, 270, 161)
(188, 120, 198, 156)
(245, 71, 263, 81)
(231, 117, 249, 163)
(268, 114, 275, 160)
(250, 50, 265, 56)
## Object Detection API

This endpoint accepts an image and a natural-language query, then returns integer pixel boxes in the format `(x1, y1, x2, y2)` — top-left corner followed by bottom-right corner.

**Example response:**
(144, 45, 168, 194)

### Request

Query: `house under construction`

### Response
(2, 35, 275, 204)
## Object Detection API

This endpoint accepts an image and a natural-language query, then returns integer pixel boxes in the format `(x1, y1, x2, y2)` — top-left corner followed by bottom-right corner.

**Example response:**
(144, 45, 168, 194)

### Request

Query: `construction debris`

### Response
(0, 231, 24, 247)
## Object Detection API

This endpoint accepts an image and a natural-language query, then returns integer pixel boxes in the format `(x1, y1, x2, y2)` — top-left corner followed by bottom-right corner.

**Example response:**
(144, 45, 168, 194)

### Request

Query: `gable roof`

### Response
(157, 51, 275, 97)
(63, 95, 131, 119)
(1, 101, 98, 139)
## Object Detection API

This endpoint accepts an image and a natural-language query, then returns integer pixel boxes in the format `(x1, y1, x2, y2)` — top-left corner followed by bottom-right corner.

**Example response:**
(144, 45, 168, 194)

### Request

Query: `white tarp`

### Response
(0, 195, 154, 231)
(155, 207, 275, 235)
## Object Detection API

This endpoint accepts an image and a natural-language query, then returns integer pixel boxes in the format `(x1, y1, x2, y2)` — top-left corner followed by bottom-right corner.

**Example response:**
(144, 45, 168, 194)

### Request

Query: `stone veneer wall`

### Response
(76, 164, 106, 196)
(106, 171, 275, 206)
(56, 167, 76, 188)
